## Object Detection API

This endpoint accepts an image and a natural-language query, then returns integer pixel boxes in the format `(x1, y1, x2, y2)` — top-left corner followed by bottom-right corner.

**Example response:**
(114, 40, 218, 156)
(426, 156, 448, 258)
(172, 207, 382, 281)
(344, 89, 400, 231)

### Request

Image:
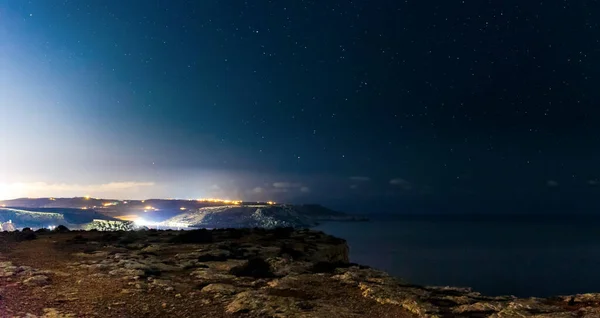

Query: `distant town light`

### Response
(134, 217, 160, 227)
(197, 198, 242, 205)
(180, 207, 187, 211)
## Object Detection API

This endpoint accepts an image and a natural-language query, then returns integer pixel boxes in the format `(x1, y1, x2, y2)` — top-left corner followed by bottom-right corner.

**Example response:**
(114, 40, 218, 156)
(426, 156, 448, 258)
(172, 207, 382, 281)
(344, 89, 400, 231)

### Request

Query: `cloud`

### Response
(273, 182, 302, 189)
(247, 181, 311, 198)
(251, 187, 265, 193)
(350, 184, 359, 190)
(0, 181, 155, 200)
(546, 180, 559, 187)
(589, 180, 599, 186)
(389, 178, 412, 190)
(349, 176, 370, 182)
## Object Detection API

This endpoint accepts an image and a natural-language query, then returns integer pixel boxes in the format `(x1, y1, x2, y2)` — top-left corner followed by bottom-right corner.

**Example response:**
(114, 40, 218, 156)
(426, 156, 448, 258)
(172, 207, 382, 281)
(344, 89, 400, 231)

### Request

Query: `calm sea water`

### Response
(314, 216, 600, 297)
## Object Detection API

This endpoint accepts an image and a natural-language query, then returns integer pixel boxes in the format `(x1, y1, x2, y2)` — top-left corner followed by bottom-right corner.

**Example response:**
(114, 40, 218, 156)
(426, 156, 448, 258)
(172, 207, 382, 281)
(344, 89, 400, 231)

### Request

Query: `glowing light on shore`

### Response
(197, 198, 242, 205)
(114, 215, 139, 221)
(134, 217, 159, 227)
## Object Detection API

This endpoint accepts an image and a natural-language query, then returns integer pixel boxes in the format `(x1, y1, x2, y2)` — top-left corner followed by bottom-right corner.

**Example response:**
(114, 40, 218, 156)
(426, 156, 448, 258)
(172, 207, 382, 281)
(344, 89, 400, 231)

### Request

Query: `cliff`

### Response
(1, 229, 598, 317)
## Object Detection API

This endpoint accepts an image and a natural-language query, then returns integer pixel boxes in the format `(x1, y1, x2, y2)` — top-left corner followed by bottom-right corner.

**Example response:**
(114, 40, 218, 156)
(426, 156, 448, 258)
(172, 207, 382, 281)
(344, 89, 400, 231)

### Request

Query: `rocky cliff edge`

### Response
(0, 228, 599, 318)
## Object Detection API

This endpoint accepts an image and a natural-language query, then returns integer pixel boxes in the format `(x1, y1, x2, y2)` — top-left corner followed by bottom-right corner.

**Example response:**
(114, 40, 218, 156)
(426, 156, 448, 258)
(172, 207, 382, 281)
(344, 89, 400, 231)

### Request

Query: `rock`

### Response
(108, 268, 145, 277)
(201, 283, 239, 295)
(226, 290, 305, 316)
(196, 250, 231, 262)
(88, 264, 110, 271)
(23, 275, 50, 287)
(229, 257, 274, 278)
(168, 229, 213, 244)
(151, 279, 172, 286)
(40, 308, 75, 318)
(4, 226, 600, 318)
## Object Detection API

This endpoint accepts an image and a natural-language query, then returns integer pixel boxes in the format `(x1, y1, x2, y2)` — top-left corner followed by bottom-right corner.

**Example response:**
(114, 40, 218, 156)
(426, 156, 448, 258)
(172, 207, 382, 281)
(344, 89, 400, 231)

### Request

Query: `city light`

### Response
(197, 198, 242, 205)
(134, 217, 158, 227)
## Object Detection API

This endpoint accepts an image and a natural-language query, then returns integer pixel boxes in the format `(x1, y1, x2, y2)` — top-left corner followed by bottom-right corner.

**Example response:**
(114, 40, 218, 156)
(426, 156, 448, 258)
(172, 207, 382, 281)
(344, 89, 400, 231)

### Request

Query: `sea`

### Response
(314, 214, 600, 298)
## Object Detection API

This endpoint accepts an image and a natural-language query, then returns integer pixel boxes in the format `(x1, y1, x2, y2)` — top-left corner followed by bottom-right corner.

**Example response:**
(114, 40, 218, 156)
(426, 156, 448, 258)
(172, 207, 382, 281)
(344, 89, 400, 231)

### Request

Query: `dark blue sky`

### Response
(1, 1, 599, 213)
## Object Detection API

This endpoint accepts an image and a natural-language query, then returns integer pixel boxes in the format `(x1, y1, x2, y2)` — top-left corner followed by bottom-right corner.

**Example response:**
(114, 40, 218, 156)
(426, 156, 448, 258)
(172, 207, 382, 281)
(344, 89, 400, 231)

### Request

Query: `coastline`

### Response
(1, 228, 600, 317)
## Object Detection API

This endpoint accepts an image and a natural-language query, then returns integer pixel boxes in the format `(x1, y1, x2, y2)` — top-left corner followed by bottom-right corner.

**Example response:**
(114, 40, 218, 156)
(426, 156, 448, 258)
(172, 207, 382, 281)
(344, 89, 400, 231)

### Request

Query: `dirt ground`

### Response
(0, 229, 415, 318)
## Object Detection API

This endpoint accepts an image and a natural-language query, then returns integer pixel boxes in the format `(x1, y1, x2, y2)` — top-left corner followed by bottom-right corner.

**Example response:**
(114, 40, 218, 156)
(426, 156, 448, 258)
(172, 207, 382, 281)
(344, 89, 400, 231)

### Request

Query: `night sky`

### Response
(1, 1, 599, 214)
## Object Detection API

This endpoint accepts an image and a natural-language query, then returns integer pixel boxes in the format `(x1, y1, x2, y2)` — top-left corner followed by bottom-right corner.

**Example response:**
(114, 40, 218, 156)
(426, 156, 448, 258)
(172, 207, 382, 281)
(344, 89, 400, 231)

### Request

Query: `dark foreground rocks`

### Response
(1, 229, 599, 317)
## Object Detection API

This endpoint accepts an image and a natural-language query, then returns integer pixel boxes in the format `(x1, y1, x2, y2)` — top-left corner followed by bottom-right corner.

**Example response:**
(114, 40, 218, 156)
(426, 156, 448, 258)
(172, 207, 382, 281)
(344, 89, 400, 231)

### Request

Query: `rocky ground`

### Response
(1, 228, 600, 318)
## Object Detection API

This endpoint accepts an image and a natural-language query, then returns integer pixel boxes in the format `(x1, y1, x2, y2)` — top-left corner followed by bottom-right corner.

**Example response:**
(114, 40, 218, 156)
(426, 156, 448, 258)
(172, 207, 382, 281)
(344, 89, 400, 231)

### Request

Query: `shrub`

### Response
(168, 229, 213, 244)
(278, 244, 305, 260)
(271, 227, 295, 239)
(229, 257, 274, 278)
(54, 225, 70, 233)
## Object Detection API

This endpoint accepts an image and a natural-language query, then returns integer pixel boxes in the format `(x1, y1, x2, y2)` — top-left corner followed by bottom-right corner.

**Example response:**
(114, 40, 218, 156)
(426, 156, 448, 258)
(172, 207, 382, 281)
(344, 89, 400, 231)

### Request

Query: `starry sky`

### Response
(1, 1, 599, 214)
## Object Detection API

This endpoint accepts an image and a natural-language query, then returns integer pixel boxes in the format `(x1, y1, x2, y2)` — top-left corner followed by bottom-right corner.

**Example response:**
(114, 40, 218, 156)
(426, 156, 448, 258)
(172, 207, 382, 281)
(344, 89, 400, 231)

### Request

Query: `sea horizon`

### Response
(315, 215, 600, 298)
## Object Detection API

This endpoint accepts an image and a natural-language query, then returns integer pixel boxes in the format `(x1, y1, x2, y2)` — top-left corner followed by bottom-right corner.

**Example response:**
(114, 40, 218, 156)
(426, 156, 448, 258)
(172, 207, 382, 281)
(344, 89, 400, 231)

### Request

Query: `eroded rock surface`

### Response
(1, 228, 599, 317)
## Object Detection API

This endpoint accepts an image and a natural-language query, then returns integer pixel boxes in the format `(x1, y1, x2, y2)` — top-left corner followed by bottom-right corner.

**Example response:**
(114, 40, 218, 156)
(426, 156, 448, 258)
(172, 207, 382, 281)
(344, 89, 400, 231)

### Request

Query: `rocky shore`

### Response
(1, 228, 599, 317)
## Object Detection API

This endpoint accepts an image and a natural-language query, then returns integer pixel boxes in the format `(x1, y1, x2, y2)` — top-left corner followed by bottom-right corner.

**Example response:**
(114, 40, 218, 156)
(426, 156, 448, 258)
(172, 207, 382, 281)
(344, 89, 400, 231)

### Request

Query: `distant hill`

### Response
(0, 198, 366, 230)
(161, 204, 366, 229)
(0, 207, 117, 229)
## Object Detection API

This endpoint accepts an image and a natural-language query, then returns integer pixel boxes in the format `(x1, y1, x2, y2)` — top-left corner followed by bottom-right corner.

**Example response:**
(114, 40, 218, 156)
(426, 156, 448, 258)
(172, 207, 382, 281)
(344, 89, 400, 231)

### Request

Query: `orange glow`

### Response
(197, 198, 242, 205)
(114, 214, 140, 221)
